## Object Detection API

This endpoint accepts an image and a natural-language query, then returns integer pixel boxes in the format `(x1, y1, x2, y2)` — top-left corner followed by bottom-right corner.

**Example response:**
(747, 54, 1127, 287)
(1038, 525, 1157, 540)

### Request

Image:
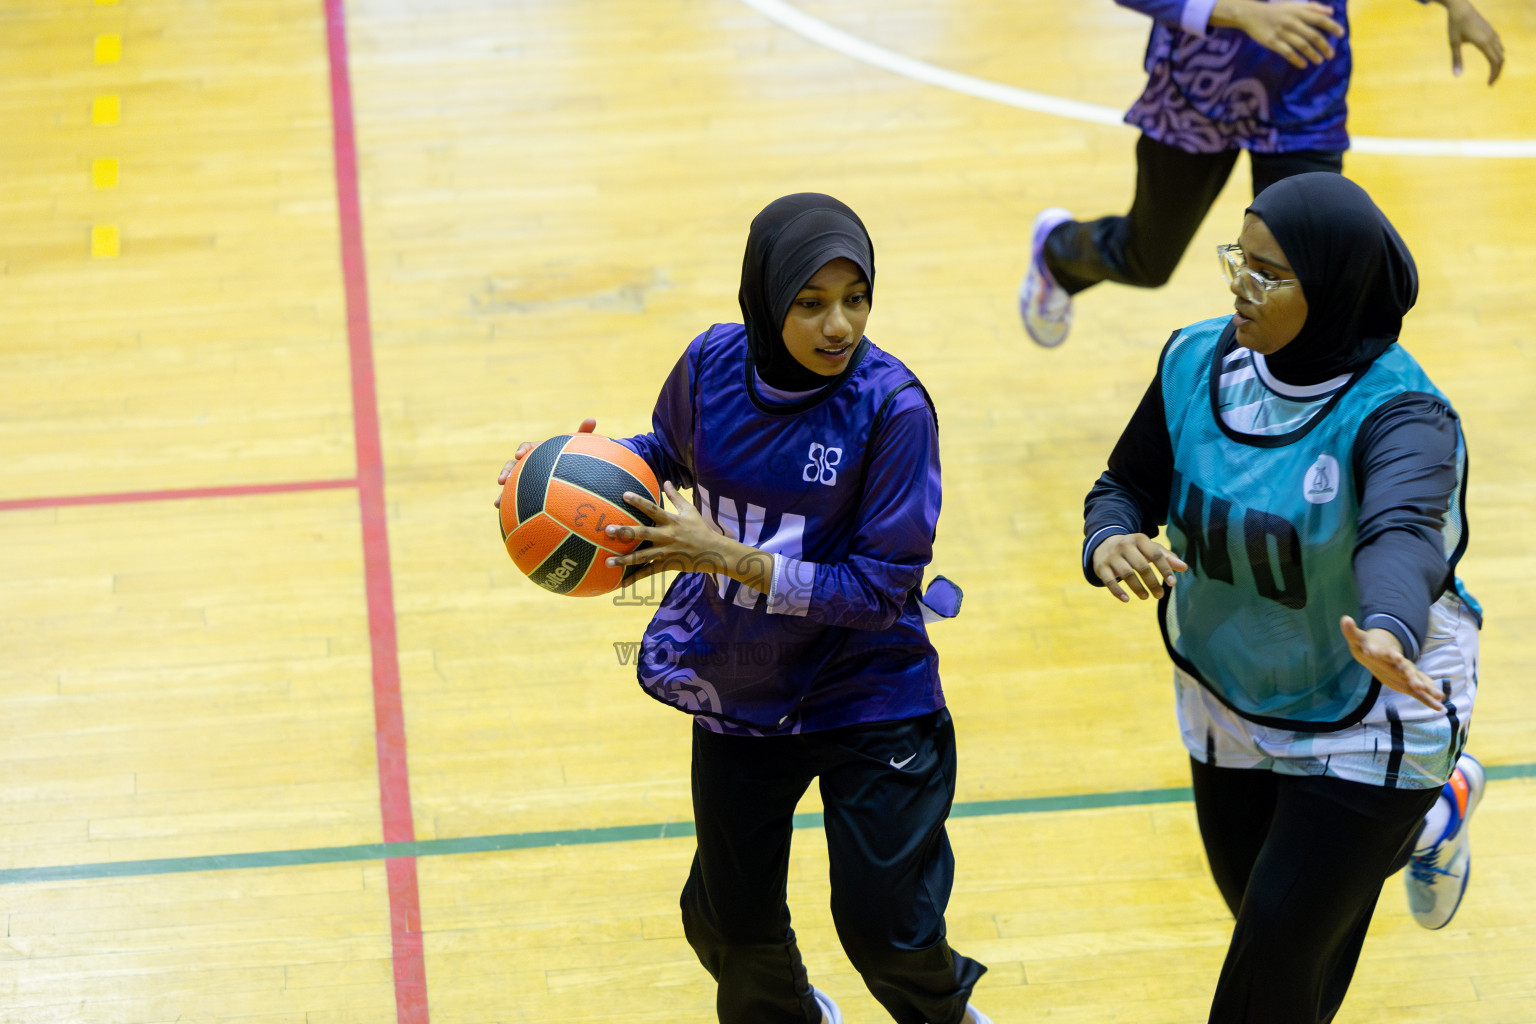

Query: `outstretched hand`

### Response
(1440, 0, 1503, 84)
(1340, 615, 1445, 712)
(493, 417, 596, 508)
(1091, 533, 1189, 603)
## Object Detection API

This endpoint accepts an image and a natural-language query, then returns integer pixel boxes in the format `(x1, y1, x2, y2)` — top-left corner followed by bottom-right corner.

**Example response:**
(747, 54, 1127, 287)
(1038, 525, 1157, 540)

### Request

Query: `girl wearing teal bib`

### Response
(1083, 174, 1484, 1023)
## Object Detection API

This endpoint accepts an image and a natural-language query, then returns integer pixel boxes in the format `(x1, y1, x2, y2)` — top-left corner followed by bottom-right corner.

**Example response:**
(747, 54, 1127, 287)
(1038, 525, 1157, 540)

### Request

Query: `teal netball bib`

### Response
(1157, 316, 1469, 730)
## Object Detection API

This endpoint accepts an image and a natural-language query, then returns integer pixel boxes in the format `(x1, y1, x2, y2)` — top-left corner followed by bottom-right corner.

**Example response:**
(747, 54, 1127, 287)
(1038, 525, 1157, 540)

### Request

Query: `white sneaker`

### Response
(812, 987, 843, 1024)
(1406, 753, 1485, 929)
(963, 1004, 995, 1024)
(1018, 207, 1075, 347)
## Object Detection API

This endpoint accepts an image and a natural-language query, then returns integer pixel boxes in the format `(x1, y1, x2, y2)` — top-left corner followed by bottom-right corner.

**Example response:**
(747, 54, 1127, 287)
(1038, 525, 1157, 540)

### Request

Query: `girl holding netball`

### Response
(1083, 173, 1483, 1022)
(499, 194, 989, 1024)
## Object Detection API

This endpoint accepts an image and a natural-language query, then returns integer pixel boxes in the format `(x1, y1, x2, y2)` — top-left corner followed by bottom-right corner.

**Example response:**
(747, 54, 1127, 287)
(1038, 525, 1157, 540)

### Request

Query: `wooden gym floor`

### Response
(1, 0, 1533, 1021)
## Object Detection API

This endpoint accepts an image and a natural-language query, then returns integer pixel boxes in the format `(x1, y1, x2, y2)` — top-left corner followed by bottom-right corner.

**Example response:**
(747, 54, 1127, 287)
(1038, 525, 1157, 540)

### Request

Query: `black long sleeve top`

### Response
(1082, 352, 1462, 661)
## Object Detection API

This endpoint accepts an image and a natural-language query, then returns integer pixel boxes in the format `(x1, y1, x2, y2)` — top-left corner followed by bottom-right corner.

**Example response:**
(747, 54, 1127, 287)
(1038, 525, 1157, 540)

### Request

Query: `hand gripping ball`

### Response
(499, 434, 660, 597)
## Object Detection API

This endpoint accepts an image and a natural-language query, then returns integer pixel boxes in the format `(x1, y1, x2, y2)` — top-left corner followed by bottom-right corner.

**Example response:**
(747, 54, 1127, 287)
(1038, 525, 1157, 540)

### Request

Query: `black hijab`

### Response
(1246, 173, 1418, 386)
(739, 193, 875, 391)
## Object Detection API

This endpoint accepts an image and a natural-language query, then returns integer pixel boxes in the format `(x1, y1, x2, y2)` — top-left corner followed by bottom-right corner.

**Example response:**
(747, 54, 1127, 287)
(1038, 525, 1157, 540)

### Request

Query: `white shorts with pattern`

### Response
(1175, 591, 1478, 789)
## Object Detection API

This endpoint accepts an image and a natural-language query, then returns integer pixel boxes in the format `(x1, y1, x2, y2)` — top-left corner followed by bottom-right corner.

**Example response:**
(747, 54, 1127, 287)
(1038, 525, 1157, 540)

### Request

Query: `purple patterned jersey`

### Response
(1119, 0, 1353, 154)
(617, 324, 946, 736)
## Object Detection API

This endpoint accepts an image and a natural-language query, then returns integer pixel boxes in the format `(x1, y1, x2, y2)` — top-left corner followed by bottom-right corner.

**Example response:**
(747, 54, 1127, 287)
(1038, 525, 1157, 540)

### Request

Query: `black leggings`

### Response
(1045, 134, 1345, 295)
(1190, 758, 1440, 1024)
(681, 709, 984, 1024)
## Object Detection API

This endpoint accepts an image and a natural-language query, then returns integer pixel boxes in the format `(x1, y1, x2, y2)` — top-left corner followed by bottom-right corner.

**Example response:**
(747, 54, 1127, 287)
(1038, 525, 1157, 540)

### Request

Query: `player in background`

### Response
(1020, 0, 1504, 347)
(1082, 173, 1485, 1022)
(498, 194, 989, 1024)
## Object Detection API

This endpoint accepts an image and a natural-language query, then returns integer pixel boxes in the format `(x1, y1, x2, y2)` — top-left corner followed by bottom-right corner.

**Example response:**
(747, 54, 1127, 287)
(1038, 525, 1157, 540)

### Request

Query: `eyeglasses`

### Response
(1217, 244, 1301, 304)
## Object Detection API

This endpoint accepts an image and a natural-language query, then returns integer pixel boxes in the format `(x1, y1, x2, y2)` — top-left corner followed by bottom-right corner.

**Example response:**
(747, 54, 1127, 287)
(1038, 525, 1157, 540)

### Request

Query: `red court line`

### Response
(324, 2, 429, 1021)
(0, 478, 357, 513)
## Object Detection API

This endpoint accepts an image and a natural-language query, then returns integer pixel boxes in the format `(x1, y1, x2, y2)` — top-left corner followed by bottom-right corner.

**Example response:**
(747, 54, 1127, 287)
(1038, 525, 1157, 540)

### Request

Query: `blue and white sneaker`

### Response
(963, 1004, 996, 1024)
(1406, 753, 1485, 929)
(1019, 207, 1075, 347)
(812, 987, 843, 1024)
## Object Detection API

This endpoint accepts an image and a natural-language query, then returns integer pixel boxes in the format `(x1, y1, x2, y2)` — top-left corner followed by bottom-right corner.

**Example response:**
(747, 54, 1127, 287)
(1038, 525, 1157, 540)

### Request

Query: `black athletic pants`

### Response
(1045, 134, 1345, 295)
(681, 709, 985, 1024)
(1190, 758, 1440, 1024)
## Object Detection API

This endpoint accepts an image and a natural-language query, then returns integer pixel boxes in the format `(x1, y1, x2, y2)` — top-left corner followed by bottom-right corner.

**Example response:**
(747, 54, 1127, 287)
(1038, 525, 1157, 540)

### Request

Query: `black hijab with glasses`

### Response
(1246, 172, 1419, 387)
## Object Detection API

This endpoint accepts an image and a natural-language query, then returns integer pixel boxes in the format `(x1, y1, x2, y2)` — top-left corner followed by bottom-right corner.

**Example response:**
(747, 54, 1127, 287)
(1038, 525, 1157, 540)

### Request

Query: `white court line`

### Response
(736, 0, 1536, 159)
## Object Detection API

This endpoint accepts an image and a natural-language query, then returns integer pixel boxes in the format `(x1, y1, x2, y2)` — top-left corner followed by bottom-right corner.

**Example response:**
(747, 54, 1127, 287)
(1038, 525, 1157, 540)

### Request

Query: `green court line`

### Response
(3, 765, 1530, 887)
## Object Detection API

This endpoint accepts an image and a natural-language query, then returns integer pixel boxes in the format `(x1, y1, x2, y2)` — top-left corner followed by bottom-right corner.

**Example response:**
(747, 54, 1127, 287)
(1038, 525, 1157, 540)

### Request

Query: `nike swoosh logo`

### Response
(889, 753, 916, 770)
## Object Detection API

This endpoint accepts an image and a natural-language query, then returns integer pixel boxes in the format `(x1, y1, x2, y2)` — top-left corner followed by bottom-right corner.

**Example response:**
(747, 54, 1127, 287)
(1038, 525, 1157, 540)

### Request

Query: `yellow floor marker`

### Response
(91, 94, 120, 125)
(95, 34, 122, 65)
(91, 158, 119, 189)
(90, 224, 120, 258)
